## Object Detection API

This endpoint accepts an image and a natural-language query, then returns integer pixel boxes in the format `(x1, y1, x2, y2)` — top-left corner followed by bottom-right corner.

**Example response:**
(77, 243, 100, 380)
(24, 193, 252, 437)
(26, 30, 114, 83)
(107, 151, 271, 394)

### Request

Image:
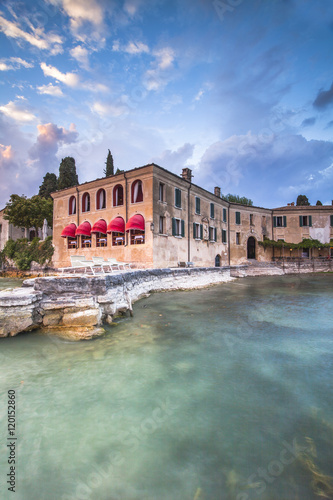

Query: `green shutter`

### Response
(210, 203, 214, 218)
(273, 216, 276, 227)
(222, 229, 227, 243)
(193, 222, 196, 239)
(196, 197, 200, 214)
(175, 188, 181, 208)
(283, 216, 287, 227)
(299, 216, 303, 227)
(214, 228, 217, 242)
(172, 218, 176, 236)
(331, 215, 333, 227)
(236, 212, 241, 225)
(200, 224, 203, 240)
(181, 219, 185, 237)
(223, 208, 227, 223)
(309, 215, 312, 227)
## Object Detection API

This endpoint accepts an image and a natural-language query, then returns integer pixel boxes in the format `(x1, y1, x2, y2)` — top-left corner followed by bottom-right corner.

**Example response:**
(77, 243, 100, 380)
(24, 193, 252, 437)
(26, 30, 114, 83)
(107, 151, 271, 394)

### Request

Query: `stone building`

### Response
(0, 208, 52, 252)
(51, 163, 333, 268)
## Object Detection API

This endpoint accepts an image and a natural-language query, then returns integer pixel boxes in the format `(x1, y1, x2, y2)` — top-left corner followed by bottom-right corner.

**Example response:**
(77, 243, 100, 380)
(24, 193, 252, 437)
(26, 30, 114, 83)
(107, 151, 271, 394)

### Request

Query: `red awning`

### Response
(107, 216, 125, 234)
(75, 221, 91, 236)
(125, 214, 145, 232)
(61, 223, 77, 238)
(91, 219, 107, 234)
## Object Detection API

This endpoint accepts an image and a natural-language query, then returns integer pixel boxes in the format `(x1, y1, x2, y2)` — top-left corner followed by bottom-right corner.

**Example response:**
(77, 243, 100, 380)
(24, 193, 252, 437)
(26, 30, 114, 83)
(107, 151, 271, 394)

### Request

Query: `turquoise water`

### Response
(0, 277, 24, 290)
(0, 274, 333, 500)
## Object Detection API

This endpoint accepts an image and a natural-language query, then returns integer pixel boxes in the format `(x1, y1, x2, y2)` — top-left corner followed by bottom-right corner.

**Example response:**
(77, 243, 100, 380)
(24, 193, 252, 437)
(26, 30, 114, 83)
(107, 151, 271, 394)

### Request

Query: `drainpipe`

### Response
(187, 182, 191, 263)
(271, 209, 274, 261)
(124, 172, 128, 246)
(227, 204, 230, 266)
(76, 187, 80, 227)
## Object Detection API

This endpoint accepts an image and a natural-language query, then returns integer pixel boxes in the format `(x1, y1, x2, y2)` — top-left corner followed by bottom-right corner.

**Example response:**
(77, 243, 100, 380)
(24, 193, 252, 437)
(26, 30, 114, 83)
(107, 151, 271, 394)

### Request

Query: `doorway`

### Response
(247, 237, 256, 259)
(215, 254, 221, 267)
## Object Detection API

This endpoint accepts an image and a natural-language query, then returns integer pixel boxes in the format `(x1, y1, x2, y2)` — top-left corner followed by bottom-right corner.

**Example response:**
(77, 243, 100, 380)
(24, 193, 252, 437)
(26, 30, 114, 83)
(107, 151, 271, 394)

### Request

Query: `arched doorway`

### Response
(215, 254, 221, 267)
(247, 237, 256, 259)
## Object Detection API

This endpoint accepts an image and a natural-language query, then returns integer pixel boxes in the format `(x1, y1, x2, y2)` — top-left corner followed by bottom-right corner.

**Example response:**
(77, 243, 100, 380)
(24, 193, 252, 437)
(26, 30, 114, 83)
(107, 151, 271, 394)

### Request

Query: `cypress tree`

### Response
(104, 149, 114, 177)
(58, 157, 79, 190)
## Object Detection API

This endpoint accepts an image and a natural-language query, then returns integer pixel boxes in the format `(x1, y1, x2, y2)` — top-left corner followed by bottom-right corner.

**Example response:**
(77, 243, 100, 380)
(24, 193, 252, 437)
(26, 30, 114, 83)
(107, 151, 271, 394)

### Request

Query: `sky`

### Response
(0, 0, 333, 209)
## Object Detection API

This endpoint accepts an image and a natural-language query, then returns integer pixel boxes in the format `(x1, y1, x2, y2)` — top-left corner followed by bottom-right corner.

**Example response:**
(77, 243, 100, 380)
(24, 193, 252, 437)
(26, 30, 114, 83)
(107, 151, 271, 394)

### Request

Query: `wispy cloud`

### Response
(0, 13, 63, 54)
(91, 101, 129, 118)
(70, 45, 90, 69)
(40, 62, 80, 87)
(144, 47, 175, 91)
(313, 80, 333, 110)
(0, 57, 33, 71)
(37, 83, 64, 97)
(0, 100, 36, 122)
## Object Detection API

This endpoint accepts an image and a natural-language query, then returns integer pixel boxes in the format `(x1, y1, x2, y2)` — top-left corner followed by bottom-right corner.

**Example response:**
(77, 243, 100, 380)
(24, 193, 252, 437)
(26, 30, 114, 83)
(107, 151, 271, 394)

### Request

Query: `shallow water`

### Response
(0, 274, 333, 500)
(0, 277, 24, 290)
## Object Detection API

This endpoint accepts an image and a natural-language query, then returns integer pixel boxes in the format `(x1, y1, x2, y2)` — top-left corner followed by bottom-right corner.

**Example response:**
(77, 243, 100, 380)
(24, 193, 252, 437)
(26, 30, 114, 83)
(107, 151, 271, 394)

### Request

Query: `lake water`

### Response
(0, 274, 333, 500)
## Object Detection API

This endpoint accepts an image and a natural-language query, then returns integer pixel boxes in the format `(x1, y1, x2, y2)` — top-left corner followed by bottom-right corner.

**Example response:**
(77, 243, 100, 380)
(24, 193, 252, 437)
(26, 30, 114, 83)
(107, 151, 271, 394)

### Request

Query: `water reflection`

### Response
(0, 274, 332, 499)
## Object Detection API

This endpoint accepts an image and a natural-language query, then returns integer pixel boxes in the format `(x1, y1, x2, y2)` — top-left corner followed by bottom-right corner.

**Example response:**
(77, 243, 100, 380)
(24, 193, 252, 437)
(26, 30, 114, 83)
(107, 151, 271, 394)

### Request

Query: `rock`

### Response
(40, 326, 105, 341)
(62, 308, 101, 327)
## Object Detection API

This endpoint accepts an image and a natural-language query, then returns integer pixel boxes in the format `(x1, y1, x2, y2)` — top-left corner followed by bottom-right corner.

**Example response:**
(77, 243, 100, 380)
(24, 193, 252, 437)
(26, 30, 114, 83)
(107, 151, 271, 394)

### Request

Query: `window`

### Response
(209, 226, 217, 242)
(222, 229, 227, 244)
(223, 208, 227, 223)
(131, 180, 143, 203)
(210, 203, 215, 219)
(159, 216, 165, 234)
(235, 212, 241, 225)
(96, 232, 107, 247)
(195, 197, 201, 214)
(175, 188, 182, 208)
(250, 214, 254, 225)
(331, 215, 333, 227)
(67, 237, 77, 249)
(193, 222, 202, 240)
(159, 183, 165, 202)
(236, 232, 240, 245)
(299, 215, 312, 227)
(69, 195, 76, 215)
(130, 229, 145, 244)
(172, 218, 185, 237)
(273, 216, 287, 227)
(81, 235, 91, 248)
(113, 185, 124, 206)
(112, 233, 125, 246)
(96, 188, 106, 210)
(82, 192, 90, 213)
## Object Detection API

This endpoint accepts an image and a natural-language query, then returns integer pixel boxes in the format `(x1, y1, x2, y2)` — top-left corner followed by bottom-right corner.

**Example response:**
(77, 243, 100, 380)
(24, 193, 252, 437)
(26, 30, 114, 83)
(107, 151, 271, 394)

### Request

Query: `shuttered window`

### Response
(235, 212, 241, 225)
(210, 203, 215, 219)
(223, 208, 227, 223)
(222, 229, 227, 243)
(299, 215, 312, 227)
(274, 216, 287, 227)
(175, 188, 181, 208)
(172, 217, 184, 237)
(331, 215, 333, 227)
(195, 197, 201, 214)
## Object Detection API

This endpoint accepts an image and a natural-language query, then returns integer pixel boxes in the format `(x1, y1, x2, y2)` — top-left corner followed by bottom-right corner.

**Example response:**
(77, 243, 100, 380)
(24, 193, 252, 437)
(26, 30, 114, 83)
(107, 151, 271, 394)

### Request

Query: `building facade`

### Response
(0, 209, 52, 252)
(51, 163, 333, 268)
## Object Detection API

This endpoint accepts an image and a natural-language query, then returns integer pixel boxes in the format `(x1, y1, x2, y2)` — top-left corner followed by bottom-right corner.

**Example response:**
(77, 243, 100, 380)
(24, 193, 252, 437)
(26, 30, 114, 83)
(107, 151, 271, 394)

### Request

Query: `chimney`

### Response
(214, 187, 221, 198)
(287, 203, 290, 206)
(181, 168, 192, 182)
(291, 202, 295, 206)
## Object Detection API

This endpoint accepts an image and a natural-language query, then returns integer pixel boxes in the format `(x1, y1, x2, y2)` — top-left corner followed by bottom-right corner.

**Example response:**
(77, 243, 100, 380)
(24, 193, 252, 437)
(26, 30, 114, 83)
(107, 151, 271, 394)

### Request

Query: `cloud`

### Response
(325, 120, 333, 129)
(37, 83, 64, 97)
(0, 143, 13, 162)
(0, 57, 33, 71)
(124, 41, 149, 54)
(301, 117, 316, 127)
(40, 62, 80, 87)
(151, 143, 195, 173)
(0, 100, 36, 122)
(70, 45, 90, 69)
(29, 122, 78, 167)
(313, 81, 333, 109)
(144, 47, 175, 91)
(91, 101, 129, 118)
(0, 13, 63, 54)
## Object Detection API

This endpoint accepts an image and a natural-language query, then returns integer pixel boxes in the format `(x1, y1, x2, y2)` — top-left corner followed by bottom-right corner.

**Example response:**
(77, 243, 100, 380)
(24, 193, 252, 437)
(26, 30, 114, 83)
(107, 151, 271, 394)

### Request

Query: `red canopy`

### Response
(107, 217, 125, 234)
(125, 214, 145, 232)
(75, 221, 91, 236)
(61, 223, 77, 238)
(91, 219, 107, 234)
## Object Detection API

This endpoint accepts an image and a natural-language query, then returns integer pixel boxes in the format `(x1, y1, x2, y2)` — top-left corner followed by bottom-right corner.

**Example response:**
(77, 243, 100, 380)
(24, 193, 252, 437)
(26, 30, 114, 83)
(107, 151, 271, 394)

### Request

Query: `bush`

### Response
(2, 237, 54, 271)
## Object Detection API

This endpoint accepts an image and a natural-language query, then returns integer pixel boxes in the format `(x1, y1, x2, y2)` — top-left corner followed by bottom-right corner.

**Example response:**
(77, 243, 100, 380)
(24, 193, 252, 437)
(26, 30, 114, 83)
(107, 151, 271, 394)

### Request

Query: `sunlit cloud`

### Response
(91, 101, 129, 118)
(0, 100, 36, 122)
(70, 45, 90, 69)
(40, 62, 80, 87)
(0, 57, 33, 71)
(37, 83, 64, 97)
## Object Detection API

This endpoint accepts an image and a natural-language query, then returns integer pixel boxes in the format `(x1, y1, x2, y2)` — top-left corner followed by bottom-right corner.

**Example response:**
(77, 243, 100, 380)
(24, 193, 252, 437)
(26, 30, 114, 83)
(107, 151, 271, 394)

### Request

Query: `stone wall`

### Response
(0, 267, 233, 340)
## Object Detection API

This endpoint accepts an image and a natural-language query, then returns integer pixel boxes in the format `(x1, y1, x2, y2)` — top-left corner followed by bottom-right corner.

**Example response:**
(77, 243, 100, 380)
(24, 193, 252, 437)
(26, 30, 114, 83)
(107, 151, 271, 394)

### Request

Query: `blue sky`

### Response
(0, 0, 333, 208)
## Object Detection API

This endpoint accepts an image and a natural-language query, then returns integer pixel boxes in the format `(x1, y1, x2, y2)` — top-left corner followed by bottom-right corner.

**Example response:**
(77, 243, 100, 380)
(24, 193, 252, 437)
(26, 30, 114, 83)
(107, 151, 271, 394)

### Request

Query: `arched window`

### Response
(96, 188, 106, 210)
(113, 184, 124, 206)
(131, 180, 143, 203)
(82, 192, 90, 213)
(69, 195, 76, 215)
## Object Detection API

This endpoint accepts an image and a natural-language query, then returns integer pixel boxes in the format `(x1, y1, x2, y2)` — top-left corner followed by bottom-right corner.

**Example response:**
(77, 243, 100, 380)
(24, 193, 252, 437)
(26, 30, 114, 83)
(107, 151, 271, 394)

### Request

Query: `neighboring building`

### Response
(50, 163, 333, 269)
(0, 208, 52, 252)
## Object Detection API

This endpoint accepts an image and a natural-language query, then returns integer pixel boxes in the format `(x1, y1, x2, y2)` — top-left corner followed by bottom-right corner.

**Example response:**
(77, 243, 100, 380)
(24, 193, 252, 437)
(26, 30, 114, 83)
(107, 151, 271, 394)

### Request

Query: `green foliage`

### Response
(316, 200, 323, 206)
(222, 193, 253, 206)
(58, 157, 79, 190)
(259, 237, 329, 250)
(115, 168, 124, 174)
(104, 149, 114, 176)
(2, 237, 54, 271)
(4, 195, 53, 231)
(39, 173, 58, 199)
(0, 249, 7, 268)
(296, 194, 310, 206)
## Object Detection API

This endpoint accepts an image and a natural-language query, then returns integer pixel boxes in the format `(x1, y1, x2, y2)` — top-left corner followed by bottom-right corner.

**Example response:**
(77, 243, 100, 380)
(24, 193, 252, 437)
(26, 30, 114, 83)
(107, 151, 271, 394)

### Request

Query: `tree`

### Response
(316, 200, 323, 206)
(38, 172, 58, 199)
(104, 149, 114, 177)
(58, 157, 79, 190)
(296, 194, 310, 206)
(115, 168, 124, 174)
(4, 194, 53, 233)
(222, 194, 253, 206)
